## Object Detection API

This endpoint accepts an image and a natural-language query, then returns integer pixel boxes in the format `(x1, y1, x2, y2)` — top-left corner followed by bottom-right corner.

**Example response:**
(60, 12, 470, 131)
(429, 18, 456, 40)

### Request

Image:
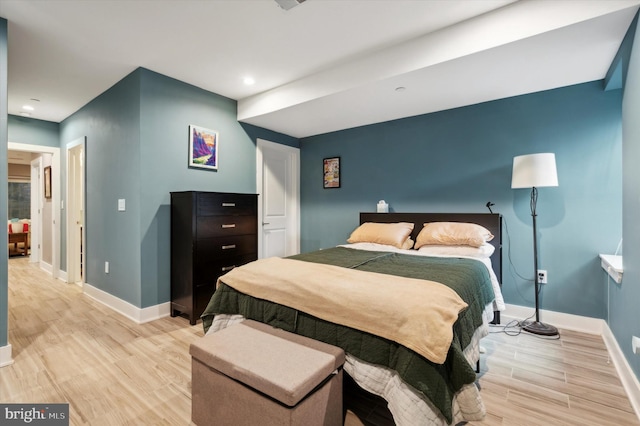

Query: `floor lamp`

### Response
(511, 153, 559, 337)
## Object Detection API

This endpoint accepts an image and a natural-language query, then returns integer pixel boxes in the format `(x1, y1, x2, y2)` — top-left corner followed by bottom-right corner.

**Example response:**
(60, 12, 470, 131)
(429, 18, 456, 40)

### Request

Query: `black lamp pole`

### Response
(523, 186, 559, 336)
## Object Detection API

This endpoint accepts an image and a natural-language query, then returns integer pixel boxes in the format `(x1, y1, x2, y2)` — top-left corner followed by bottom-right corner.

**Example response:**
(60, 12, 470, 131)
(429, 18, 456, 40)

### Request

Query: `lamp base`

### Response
(522, 320, 559, 337)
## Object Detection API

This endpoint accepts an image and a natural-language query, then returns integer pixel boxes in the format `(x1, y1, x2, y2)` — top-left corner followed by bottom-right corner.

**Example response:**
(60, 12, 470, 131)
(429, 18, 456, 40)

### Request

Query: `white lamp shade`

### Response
(511, 153, 558, 188)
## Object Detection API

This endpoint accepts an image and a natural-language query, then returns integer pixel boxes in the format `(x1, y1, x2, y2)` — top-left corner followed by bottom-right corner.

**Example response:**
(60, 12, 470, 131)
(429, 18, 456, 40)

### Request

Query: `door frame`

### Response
(8, 142, 61, 279)
(66, 137, 86, 285)
(256, 139, 300, 258)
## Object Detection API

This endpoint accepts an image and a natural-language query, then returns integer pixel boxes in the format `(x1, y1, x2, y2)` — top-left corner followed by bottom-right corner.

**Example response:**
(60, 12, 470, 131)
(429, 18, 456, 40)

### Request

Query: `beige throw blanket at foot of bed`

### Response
(217, 257, 468, 364)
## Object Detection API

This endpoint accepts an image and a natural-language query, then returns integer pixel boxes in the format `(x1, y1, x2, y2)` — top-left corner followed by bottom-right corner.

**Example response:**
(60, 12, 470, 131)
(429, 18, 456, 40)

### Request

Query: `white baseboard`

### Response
(139, 302, 172, 323)
(501, 304, 605, 335)
(502, 304, 640, 420)
(0, 343, 14, 368)
(40, 260, 52, 275)
(83, 283, 171, 324)
(602, 324, 640, 420)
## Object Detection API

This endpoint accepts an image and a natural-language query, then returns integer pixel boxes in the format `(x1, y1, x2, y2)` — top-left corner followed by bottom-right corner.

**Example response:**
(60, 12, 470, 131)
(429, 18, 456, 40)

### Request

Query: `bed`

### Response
(200, 212, 503, 425)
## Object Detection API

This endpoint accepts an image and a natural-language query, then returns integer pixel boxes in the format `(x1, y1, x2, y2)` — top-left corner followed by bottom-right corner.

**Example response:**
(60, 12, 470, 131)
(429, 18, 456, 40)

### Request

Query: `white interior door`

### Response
(256, 139, 300, 258)
(29, 157, 42, 263)
(66, 138, 85, 285)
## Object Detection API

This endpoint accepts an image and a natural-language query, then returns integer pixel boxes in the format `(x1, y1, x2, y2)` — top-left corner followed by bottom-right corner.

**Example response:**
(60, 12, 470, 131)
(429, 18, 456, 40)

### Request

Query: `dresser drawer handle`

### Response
(221, 244, 236, 250)
(221, 265, 236, 272)
(222, 202, 236, 207)
(221, 224, 236, 228)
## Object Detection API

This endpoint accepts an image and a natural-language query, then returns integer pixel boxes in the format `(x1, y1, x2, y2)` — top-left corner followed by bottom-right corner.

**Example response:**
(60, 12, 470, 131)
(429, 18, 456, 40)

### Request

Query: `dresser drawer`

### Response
(197, 193, 257, 217)
(195, 235, 257, 258)
(196, 215, 256, 238)
(193, 253, 257, 286)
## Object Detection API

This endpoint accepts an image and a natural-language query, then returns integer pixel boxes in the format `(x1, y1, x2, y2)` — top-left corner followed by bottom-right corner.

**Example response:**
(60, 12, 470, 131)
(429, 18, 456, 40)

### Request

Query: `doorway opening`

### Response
(7, 142, 61, 278)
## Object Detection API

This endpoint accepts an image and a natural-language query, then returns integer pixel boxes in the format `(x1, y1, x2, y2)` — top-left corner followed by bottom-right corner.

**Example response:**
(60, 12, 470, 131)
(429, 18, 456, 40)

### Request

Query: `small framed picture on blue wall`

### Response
(323, 157, 340, 188)
(189, 125, 218, 170)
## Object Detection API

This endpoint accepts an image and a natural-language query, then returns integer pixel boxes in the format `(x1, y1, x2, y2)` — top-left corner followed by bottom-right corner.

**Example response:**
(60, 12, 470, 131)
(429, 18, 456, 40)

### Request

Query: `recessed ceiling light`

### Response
(243, 77, 255, 86)
(22, 105, 34, 111)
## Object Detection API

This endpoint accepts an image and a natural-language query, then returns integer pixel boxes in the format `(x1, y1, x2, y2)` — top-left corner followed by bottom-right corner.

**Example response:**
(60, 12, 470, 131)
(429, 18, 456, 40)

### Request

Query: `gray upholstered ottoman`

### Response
(190, 320, 345, 426)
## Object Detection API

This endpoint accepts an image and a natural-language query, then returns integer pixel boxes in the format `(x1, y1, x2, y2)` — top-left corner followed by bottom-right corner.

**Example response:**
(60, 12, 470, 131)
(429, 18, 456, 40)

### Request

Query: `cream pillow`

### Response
(401, 238, 415, 250)
(347, 222, 414, 249)
(415, 222, 493, 249)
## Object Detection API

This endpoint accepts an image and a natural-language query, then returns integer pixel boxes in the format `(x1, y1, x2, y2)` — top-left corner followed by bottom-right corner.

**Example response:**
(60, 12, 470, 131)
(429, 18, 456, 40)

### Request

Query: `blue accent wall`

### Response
(241, 122, 300, 149)
(58, 68, 294, 309)
(620, 13, 640, 379)
(60, 70, 143, 305)
(300, 80, 622, 320)
(8, 115, 59, 146)
(138, 69, 259, 307)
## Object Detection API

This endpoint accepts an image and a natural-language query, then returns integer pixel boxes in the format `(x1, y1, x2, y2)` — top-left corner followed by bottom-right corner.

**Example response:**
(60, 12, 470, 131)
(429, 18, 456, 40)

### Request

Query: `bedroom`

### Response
(1, 0, 640, 424)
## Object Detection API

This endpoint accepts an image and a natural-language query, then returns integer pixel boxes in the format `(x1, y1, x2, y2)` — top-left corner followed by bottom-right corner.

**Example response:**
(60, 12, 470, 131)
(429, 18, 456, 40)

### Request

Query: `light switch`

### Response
(118, 199, 126, 211)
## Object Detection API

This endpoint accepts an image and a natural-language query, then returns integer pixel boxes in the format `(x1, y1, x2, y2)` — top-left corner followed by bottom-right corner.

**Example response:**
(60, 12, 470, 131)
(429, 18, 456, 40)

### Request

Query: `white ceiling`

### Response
(0, 0, 638, 138)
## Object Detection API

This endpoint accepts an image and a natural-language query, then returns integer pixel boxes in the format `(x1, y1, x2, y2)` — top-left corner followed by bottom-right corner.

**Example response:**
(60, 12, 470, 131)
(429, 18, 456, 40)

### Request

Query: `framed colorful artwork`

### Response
(189, 125, 218, 170)
(323, 157, 340, 188)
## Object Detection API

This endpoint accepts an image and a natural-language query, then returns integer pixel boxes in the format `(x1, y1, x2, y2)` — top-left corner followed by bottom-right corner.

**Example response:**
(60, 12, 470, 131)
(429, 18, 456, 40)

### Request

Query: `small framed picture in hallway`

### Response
(44, 166, 52, 198)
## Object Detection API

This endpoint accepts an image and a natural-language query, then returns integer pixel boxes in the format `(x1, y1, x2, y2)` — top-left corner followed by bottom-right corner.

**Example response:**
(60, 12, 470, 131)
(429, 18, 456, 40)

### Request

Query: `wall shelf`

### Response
(600, 254, 623, 284)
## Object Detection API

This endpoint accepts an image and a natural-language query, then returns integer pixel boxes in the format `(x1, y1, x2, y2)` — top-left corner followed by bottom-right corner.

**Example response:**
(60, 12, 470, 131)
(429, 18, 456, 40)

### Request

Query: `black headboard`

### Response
(359, 212, 502, 284)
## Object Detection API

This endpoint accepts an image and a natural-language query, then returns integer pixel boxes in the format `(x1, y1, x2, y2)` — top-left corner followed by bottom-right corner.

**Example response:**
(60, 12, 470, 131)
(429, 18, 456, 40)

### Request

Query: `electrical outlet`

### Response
(537, 269, 548, 284)
(633, 336, 640, 355)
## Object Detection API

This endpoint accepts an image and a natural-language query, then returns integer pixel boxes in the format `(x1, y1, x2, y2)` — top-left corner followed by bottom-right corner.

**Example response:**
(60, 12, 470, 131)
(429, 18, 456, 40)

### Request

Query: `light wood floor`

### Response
(2, 257, 639, 425)
(471, 326, 640, 426)
(3, 257, 202, 425)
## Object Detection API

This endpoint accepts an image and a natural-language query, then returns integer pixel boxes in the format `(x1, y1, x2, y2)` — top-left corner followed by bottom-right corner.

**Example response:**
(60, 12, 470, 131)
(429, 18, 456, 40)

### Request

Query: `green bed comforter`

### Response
(201, 247, 494, 423)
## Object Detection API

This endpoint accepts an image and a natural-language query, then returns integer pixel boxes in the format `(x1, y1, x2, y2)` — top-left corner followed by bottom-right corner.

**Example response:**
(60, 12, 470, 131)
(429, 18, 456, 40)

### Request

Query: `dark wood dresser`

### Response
(170, 191, 258, 325)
